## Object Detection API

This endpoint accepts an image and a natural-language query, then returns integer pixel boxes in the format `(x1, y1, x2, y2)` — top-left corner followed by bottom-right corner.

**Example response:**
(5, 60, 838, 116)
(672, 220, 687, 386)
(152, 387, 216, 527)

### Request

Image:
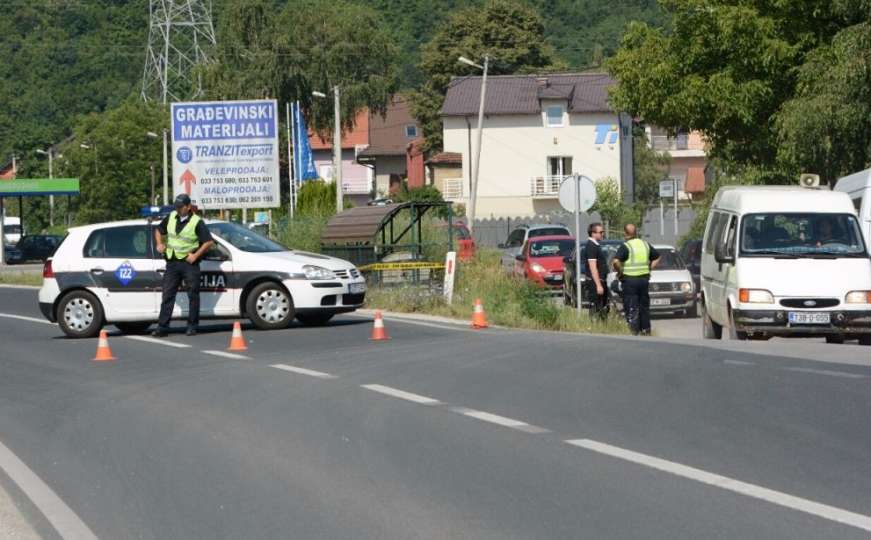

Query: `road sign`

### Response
(254, 211, 269, 224)
(171, 99, 281, 210)
(659, 179, 675, 198)
(558, 175, 596, 213)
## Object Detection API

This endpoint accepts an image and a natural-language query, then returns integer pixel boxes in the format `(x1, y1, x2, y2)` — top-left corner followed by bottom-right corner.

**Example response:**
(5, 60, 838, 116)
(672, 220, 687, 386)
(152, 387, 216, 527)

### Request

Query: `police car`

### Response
(38, 217, 366, 338)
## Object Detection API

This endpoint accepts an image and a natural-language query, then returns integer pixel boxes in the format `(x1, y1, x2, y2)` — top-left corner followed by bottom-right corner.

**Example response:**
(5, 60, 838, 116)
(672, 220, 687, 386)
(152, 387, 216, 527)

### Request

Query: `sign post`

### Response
(558, 174, 596, 316)
(443, 251, 457, 305)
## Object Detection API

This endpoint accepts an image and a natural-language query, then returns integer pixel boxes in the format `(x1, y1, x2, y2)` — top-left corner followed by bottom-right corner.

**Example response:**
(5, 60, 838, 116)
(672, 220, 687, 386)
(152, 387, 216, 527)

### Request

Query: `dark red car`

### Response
(514, 235, 576, 288)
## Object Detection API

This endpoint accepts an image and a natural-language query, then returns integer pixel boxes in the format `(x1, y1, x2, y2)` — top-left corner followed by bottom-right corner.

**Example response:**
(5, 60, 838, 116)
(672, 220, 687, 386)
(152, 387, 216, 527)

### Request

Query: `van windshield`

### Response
(740, 213, 866, 257)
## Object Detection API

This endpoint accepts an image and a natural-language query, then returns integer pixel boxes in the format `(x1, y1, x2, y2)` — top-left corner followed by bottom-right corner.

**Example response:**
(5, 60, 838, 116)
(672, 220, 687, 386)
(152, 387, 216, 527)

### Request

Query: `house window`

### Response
(405, 124, 418, 138)
(547, 156, 572, 178)
(545, 105, 564, 127)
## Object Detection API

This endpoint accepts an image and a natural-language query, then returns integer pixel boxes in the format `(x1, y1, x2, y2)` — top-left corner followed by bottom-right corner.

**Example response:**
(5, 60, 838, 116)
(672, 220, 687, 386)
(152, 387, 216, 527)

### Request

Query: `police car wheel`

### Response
(114, 321, 153, 335)
(296, 312, 334, 326)
(57, 290, 104, 339)
(246, 282, 294, 330)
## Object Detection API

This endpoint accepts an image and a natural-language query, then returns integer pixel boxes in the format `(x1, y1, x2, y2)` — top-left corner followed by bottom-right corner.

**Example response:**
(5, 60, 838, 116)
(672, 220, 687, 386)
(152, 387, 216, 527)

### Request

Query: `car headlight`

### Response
(738, 288, 774, 304)
(530, 263, 546, 274)
(679, 281, 693, 293)
(303, 265, 335, 280)
(845, 291, 871, 304)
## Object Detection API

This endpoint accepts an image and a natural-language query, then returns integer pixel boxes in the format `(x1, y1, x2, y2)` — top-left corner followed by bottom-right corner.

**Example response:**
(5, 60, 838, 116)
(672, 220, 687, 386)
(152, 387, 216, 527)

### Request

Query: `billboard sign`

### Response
(171, 99, 280, 209)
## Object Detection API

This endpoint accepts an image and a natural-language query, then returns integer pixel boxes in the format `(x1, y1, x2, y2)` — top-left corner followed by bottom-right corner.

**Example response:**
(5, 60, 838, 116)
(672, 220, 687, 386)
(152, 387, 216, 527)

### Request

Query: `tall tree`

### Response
(411, 0, 563, 154)
(204, 0, 400, 134)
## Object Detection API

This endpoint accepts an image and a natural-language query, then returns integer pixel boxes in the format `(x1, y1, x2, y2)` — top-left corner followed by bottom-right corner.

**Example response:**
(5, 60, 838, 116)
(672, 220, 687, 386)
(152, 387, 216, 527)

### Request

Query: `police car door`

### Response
(199, 240, 236, 316)
(82, 225, 158, 319)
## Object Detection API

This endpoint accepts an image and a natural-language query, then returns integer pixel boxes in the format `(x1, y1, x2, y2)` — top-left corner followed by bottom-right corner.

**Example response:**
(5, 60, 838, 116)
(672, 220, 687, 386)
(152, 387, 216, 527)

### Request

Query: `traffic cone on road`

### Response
(471, 298, 489, 329)
(92, 330, 116, 362)
(370, 311, 390, 341)
(227, 321, 248, 351)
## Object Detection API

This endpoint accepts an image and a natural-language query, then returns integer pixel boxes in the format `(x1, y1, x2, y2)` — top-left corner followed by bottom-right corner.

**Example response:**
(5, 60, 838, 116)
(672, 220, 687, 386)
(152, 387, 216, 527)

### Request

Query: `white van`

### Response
(833, 167, 871, 246)
(2, 216, 22, 245)
(700, 186, 871, 343)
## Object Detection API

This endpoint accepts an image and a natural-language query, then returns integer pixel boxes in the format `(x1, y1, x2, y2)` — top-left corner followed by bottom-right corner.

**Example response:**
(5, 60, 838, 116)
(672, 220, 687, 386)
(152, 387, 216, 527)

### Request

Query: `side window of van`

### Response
(724, 216, 738, 258)
(853, 197, 862, 216)
(704, 212, 724, 254)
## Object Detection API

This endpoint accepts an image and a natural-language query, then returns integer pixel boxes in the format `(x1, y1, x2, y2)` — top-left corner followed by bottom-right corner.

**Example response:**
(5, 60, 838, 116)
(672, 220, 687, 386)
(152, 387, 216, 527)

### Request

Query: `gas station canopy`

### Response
(0, 178, 80, 196)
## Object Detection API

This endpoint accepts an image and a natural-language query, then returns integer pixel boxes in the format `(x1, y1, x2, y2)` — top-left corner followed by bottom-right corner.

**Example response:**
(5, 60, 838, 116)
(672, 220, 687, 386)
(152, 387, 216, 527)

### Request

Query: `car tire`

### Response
(246, 282, 294, 330)
(701, 299, 722, 340)
(825, 335, 845, 344)
(296, 312, 334, 326)
(114, 321, 152, 335)
(57, 290, 104, 339)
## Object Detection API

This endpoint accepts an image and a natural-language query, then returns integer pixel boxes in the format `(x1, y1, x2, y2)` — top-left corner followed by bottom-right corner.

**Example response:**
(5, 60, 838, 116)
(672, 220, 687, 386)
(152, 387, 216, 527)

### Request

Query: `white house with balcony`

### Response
(437, 73, 633, 218)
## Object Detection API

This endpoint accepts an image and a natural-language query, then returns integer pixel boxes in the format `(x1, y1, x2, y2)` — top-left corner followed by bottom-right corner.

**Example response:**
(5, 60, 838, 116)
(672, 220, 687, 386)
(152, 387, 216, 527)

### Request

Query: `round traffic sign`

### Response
(558, 175, 596, 213)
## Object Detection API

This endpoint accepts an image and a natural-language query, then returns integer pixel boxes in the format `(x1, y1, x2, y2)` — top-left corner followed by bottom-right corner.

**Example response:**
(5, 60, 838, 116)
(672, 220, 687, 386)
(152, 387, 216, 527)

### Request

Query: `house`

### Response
(646, 126, 708, 201)
(439, 73, 633, 218)
(356, 95, 422, 196)
(308, 109, 373, 207)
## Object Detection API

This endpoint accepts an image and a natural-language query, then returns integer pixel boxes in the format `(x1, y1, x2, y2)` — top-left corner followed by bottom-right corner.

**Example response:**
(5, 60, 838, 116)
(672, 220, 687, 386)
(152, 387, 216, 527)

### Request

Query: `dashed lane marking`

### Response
(782, 366, 866, 379)
(723, 359, 755, 366)
(202, 350, 250, 360)
(566, 438, 871, 534)
(125, 336, 191, 348)
(270, 364, 336, 379)
(361, 384, 441, 405)
(452, 407, 549, 433)
(0, 313, 52, 325)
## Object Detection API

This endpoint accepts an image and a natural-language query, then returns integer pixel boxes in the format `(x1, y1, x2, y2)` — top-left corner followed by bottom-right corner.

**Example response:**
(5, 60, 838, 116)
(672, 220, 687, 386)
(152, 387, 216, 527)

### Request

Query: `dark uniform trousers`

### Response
(157, 259, 201, 328)
(585, 277, 610, 320)
(622, 275, 651, 335)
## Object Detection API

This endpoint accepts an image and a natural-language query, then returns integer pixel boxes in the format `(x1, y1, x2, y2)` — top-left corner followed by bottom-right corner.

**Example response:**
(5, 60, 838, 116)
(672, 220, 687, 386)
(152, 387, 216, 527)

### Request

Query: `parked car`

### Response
(701, 185, 871, 343)
(514, 235, 575, 290)
(563, 240, 622, 308)
(3, 243, 23, 264)
(500, 223, 571, 270)
(608, 245, 697, 318)
(14, 235, 63, 263)
(679, 239, 702, 296)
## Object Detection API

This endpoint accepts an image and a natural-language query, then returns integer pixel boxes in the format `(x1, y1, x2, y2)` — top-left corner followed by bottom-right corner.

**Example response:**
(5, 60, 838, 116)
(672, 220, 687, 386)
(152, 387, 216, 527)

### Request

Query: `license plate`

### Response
(550, 274, 563, 281)
(349, 282, 367, 294)
(651, 298, 671, 306)
(788, 311, 830, 324)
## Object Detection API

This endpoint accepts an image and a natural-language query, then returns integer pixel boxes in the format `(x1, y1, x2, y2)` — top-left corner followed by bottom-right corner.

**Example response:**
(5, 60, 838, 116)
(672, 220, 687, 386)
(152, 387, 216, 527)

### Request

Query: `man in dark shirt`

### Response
(584, 222, 610, 319)
(152, 194, 214, 337)
(613, 224, 660, 335)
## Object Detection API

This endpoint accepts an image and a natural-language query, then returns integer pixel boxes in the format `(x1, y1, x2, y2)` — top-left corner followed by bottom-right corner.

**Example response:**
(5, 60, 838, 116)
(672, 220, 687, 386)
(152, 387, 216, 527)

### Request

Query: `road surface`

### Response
(1, 287, 870, 539)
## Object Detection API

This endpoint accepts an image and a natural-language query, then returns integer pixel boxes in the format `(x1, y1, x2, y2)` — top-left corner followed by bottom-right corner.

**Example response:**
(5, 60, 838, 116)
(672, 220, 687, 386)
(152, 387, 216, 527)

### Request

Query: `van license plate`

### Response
(350, 282, 367, 294)
(651, 298, 671, 306)
(788, 312, 830, 324)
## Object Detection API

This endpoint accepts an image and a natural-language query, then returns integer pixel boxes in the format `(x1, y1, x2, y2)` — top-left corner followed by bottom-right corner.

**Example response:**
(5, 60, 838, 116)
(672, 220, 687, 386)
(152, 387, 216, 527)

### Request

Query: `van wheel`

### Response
(246, 282, 294, 330)
(57, 290, 104, 338)
(701, 300, 722, 339)
(296, 312, 334, 326)
(825, 335, 845, 344)
(114, 321, 152, 335)
(728, 308, 747, 340)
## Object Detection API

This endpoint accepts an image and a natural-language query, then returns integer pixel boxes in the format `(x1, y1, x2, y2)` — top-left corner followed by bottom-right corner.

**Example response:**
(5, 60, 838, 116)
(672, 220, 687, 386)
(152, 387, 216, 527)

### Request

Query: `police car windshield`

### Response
(207, 222, 288, 253)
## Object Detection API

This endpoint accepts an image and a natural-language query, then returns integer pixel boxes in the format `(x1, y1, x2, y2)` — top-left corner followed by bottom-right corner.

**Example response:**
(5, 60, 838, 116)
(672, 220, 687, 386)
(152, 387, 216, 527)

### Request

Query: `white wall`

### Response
(442, 110, 623, 218)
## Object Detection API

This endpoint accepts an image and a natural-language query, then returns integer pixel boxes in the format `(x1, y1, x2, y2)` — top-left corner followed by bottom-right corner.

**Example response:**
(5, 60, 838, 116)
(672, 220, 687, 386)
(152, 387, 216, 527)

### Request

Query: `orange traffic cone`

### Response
(227, 321, 248, 351)
(370, 310, 390, 341)
(92, 330, 116, 362)
(471, 298, 489, 329)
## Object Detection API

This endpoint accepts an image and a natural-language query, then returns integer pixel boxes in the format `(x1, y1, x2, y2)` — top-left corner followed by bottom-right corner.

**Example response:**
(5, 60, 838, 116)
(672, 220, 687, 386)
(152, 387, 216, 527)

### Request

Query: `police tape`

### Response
(358, 262, 446, 272)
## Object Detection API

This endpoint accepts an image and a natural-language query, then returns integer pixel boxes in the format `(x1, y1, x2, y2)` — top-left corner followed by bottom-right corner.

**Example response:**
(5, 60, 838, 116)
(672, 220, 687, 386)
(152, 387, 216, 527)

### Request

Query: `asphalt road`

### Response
(1, 287, 871, 539)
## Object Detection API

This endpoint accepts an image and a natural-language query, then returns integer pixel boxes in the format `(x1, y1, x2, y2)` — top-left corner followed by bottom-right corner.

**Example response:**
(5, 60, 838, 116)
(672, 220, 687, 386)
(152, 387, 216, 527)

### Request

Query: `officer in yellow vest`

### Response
(152, 194, 214, 337)
(612, 223, 660, 335)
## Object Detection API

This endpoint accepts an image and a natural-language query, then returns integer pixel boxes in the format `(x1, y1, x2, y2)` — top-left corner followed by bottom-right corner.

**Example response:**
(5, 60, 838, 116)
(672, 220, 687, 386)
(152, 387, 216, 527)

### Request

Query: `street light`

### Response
(312, 88, 343, 214)
(80, 143, 98, 175)
(458, 54, 489, 235)
(146, 130, 169, 205)
(36, 147, 55, 226)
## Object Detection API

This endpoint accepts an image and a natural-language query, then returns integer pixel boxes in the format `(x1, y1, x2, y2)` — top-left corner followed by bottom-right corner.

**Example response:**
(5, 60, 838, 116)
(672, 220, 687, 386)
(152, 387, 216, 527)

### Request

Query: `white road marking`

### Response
(0, 284, 40, 290)
(723, 359, 755, 366)
(452, 407, 549, 433)
(270, 364, 336, 379)
(566, 438, 871, 534)
(0, 439, 99, 540)
(361, 384, 441, 405)
(125, 336, 191, 349)
(783, 367, 866, 379)
(0, 312, 52, 325)
(202, 350, 250, 360)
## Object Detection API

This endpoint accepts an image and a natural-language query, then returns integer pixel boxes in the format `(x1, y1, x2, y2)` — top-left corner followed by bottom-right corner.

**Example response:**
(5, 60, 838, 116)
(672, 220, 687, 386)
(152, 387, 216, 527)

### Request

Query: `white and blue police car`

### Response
(38, 215, 366, 338)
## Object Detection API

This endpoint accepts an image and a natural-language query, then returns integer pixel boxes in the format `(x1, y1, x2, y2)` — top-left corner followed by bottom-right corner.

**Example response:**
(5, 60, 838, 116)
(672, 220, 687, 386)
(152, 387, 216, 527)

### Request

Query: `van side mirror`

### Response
(714, 244, 734, 264)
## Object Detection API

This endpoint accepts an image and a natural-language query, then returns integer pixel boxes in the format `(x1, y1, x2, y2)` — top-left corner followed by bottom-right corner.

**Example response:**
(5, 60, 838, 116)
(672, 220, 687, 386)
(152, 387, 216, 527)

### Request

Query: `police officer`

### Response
(612, 224, 659, 335)
(584, 222, 609, 319)
(152, 194, 214, 337)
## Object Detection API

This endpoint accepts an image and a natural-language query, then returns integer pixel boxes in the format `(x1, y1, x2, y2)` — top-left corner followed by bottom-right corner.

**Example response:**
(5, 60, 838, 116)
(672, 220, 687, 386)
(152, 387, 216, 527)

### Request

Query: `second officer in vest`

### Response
(152, 194, 214, 337)
(612, 223, 660, 335)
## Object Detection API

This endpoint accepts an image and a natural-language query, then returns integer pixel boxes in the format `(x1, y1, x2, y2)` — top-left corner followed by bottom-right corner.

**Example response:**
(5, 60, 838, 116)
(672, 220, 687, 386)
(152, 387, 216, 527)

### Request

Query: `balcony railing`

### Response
(341, 177, 371, 194)
(651, 134, 689, 151)
(531, 175, 568, 198)
(442, 178, 464, 200)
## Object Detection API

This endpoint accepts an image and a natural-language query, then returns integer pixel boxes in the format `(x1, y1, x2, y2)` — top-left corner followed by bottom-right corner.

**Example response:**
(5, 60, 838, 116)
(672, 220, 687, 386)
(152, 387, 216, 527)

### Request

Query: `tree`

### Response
(591, 177, 640, 234)
(606, 0, 864, 183)
(411, 0, 563, 154)
(203, 0, 400, 134)
(59, 100, 168, 224)
(632, 128, 671, 207)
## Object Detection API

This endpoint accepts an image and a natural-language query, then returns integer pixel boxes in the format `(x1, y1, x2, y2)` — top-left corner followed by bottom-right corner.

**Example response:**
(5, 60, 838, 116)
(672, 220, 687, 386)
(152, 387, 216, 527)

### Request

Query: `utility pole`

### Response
(150, 164, 156, 204)
(162, 129, 168, 205)
(458, 55, 489, 235)
(333, 85, 343, 214)
(37, 147, 54, 226)
(286, 102, 294, 220)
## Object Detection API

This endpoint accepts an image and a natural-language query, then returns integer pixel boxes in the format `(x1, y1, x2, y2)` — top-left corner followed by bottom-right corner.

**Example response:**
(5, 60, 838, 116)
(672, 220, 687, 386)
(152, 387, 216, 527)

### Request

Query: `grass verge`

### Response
(0, 272, 43, 287)
(364, 249, 630, 335)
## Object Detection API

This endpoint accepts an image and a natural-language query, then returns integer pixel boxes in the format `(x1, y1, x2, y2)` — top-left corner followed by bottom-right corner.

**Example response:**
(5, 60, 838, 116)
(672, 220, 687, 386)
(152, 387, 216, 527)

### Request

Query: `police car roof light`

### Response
(139, 205, 175, 219)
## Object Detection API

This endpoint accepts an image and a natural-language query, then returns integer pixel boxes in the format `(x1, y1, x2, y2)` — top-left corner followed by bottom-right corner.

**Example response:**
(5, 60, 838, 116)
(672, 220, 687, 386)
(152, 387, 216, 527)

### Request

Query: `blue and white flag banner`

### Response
(293, 102, 319, 182)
